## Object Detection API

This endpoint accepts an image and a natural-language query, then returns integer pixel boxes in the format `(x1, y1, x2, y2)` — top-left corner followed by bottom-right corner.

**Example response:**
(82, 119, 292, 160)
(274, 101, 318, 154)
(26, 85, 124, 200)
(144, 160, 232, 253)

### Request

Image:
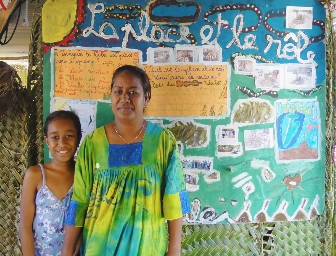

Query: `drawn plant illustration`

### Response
(233, 101, 273, 124)
(168, 121, 207, 147)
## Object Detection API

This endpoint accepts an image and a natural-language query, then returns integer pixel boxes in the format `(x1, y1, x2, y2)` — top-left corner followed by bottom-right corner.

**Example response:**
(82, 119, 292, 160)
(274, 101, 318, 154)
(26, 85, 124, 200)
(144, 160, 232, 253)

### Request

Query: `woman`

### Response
(61, 65, 190, 256)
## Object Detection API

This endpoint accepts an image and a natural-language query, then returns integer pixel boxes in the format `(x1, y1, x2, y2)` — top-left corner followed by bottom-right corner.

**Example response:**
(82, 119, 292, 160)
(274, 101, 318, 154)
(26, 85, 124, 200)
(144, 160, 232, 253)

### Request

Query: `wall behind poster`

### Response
(42, 0, 326, 224)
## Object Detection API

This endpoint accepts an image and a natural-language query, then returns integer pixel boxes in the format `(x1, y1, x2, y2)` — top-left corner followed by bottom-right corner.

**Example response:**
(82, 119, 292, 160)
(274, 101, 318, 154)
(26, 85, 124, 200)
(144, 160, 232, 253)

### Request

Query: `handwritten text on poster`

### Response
(143, 64, 229, 117)
(53, 48, 140, 100)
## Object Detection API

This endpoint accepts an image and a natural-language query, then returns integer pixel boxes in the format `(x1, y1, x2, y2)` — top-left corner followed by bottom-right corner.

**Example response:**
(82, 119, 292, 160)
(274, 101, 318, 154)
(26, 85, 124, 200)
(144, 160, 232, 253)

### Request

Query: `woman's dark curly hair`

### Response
(111, 65, 151, 101)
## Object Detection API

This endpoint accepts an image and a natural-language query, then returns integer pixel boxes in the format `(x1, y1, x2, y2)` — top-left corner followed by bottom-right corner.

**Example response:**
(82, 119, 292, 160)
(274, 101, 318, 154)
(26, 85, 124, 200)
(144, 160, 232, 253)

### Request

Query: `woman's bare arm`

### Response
(166, 217, 183, 256)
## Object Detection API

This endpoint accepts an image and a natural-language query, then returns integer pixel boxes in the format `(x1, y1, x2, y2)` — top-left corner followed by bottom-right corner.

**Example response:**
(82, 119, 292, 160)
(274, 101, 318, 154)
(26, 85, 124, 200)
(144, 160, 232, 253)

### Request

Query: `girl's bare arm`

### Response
(61, 225, 83, 256)
(19, 166, 40, 256)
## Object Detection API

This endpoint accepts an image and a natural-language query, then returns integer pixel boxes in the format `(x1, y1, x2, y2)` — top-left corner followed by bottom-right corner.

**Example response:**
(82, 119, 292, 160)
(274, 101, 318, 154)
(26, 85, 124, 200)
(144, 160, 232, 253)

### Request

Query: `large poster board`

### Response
(43, 0, 326, 224)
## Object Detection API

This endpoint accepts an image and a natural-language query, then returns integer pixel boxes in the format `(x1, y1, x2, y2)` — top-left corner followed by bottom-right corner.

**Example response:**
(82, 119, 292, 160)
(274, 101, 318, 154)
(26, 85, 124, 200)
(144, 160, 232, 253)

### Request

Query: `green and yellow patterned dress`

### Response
(66, 122, 190, 256)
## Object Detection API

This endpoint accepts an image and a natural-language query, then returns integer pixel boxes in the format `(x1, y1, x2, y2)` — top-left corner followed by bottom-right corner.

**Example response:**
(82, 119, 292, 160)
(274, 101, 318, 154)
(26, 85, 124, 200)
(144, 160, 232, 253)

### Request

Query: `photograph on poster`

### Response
(222, 128, 236, 139)
(184, 172, 198, 185)
(217, 143, 243, 157)
(234, 56, 255, 75)
(175, 45, 195, 63)
(216, 125, 239, 143)
(254, 64, 284, 90)
(286, 6, 313, 29)
(181, 156, 213, 172)
(261, 167, 276, 182)
(198, 45, 222, 63)
(184, 171, 200, 192)
(204, 170, 220, 184)
(177, 141, 184, 156)
(284, 64, 316, 89)
(251, 159, 276, 183)
(147, 47, 174, 64)
(244, 128, 274, 150)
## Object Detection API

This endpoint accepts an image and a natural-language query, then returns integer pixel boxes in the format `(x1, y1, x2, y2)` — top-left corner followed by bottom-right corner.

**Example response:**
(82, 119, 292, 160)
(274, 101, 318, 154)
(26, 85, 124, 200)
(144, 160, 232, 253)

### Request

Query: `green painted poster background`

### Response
(43, 0, 326, 224)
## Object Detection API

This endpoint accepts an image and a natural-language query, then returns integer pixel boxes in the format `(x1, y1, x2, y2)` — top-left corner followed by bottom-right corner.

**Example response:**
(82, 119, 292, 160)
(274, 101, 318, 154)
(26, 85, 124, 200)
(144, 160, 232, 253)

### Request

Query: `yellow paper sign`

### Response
(53, 48, 140, 100)
(143, 64, 229, 117)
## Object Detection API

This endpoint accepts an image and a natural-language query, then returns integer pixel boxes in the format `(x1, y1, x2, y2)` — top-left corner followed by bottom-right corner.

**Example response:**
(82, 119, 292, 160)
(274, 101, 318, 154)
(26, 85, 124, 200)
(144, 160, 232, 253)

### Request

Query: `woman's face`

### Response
(111, 70, 149, 123)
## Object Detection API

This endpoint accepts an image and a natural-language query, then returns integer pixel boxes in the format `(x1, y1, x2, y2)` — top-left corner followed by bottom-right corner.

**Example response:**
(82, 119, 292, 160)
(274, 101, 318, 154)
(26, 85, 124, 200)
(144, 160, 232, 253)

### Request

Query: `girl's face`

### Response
(111, 71, 149, 123)
(44, 118, 79, 164)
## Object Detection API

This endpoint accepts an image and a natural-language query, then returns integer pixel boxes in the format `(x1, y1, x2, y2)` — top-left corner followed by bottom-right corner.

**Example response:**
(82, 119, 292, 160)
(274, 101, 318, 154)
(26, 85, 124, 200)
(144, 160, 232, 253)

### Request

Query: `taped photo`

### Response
(284, 64, 316, 89)
(251, 159, 276, 182)
(181, 156, 213, 172)
(216, 143, 243, 157)
(254, 64, 284, 90)
(286, 6, 313, 29)
(175, 45, 195, 63)
(184, 171, 200, 192)
(244, 128, 274, 150)
(204, 170, 220, 184)
(177, 141, 184, 156)
(199, 45, 222, 63)
(147, 47, 174, 64)
(234, 56, 255, 75)
(216, 125, 239, 142)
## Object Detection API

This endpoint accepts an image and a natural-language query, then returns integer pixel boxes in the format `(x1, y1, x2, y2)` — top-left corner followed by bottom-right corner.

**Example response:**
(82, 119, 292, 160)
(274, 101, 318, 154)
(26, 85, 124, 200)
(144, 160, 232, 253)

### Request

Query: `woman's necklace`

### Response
(114, 122, 145, 144)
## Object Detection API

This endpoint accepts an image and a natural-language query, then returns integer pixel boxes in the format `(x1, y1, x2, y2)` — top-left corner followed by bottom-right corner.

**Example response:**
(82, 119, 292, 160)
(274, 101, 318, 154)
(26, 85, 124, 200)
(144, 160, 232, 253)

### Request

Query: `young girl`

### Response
(19, 110, 82, 256)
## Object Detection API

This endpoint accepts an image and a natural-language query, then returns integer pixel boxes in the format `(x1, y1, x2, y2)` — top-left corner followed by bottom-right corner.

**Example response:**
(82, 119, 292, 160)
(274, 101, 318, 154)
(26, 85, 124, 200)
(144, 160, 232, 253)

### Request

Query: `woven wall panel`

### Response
(0, 87, 30, 255)
(26, 14, 44, 167)
(262, 219, 324, 255)
(182, 224, 261, 255)
(181, 217, 326, 255)
(321, 3, 335, 255)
